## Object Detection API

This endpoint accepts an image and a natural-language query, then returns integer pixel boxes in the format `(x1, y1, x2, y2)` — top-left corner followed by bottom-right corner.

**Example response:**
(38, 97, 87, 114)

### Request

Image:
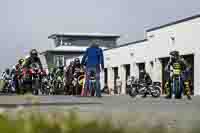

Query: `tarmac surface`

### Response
(0, 94, 199, 129)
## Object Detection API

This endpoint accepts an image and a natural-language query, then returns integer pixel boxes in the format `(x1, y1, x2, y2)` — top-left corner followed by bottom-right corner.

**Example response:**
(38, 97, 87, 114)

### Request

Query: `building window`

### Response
(149, 34, 155, 38)
(54, 55, 64, 67)
(170, 36, 175, 45)
(64, 42, 72, 46)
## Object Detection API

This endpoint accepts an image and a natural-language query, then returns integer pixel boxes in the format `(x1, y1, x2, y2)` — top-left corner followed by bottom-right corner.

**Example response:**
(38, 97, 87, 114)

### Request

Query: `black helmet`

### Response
(30, 49, 38, 57)
(18, 59, 24, 65)
(74, 58, 80, 63)
(170, 50, 179, 57)
(58, 66, 64, 70)
(5, 68, 10, 74)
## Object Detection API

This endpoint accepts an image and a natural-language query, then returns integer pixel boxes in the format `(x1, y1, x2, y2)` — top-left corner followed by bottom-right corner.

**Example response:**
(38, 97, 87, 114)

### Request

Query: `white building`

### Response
(104, 14, 200, 96)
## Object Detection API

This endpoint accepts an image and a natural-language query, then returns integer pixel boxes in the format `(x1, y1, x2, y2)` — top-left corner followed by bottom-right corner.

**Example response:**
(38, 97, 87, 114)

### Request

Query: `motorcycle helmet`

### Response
(58, 66, 64, 70)
(5, 68, 10, 74)
(170, 51, 179, 60)
(30, 49, 38, 58)
(18, 59, 24, 65)
(74, 58, 80, 65)
(170, 50, 179, 56)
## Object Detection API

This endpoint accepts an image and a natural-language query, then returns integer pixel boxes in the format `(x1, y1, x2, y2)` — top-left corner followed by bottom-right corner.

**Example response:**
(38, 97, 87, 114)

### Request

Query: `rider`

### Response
(11, 59, 25, 94)
(22, 49, 44, 92)
(139, 69, 152, 98)
(81, 41, 104, 97)
(1, 68, 12, 90)
(23, 49, 43, 70)
(64, 61, 74, 94)
(72, 58, 83, 78)
(71, 58, 84, 95)
(165, 50, 191, 100)
(2, 68, 11, 81)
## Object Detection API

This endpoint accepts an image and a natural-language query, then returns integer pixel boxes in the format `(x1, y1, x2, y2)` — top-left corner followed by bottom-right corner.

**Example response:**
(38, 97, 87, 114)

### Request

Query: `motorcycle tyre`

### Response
(151, 86, 161, 98)
(128, 87, 138, 98)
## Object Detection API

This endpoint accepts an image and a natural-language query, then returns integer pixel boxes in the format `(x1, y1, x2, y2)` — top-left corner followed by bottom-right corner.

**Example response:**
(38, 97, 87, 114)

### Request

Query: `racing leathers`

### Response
(23, 56, 43, 70)
(11, 64, 23, 93)
(22, 56, 44, 92)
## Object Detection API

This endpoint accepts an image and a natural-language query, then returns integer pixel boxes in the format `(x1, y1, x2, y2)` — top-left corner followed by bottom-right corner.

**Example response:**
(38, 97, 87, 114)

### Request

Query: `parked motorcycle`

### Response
(128, 76, 161, 98)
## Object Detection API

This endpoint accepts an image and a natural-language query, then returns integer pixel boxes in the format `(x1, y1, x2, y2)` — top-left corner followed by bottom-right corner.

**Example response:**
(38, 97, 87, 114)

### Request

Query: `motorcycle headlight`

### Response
(57, 76, 62, 81)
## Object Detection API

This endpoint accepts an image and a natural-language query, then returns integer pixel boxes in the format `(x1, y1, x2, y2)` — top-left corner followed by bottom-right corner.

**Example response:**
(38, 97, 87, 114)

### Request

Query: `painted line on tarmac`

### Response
(0, 102, 103, 108)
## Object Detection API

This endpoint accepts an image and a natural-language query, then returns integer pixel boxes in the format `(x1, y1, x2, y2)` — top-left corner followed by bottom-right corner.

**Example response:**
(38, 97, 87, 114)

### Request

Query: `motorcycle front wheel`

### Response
(128, 87, 138, 98)
(151, 86, 161, 98)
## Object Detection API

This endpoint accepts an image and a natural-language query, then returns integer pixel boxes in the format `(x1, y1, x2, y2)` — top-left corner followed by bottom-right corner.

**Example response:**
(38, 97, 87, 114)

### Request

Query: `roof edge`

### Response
(146, 14, 200, 32)
(104, 39, 147, 51)
(48, 33, 120, 39)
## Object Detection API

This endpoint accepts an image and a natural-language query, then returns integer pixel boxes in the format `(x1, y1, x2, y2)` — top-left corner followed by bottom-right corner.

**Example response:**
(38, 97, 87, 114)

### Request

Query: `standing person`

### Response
(116, 76, 122, 95)
(165, 50, 191, 100)
(81, 42, 104, 97)
(64, 61, 74, 95)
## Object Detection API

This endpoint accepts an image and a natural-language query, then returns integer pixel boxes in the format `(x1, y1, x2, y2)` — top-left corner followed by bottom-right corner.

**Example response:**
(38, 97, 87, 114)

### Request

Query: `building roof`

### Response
(147, 14, 200, 32)
(104, 39, 147, 51)
(48, 33, 120, 39)
(41, 46, 108, 54)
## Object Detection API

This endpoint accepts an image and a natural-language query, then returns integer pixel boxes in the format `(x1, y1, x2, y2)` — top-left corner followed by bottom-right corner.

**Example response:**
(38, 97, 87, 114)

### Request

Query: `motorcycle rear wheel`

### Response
(151, 86, 161, 98)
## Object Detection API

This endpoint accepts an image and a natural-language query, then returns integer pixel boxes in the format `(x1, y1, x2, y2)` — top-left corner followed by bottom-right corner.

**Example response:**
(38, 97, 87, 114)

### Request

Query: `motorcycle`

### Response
(128, 77, 161, 98)
(72, 71, 84, 95)
(1, 78, 15, 94)
(53, 75, 64, 95)
(30, 67, 43, 95)
(41, 74, 52, 95)
(166, 69, 185, 98)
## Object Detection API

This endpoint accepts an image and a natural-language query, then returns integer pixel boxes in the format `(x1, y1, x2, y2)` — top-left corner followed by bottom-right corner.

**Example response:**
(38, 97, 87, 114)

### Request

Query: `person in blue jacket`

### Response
(81, 42, 104, 97)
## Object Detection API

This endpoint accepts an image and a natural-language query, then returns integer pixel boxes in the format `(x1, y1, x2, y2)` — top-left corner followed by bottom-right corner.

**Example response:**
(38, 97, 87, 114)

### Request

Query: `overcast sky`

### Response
(0, 0, 199, 70)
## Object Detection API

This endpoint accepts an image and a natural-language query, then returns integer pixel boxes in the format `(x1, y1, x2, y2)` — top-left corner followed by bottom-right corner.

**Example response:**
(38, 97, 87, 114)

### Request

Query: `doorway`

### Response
(137, 63, 145, 80)
(124, 64, 130, 94)
(113, 67, 119, 94)
(104, 68, 108, 85)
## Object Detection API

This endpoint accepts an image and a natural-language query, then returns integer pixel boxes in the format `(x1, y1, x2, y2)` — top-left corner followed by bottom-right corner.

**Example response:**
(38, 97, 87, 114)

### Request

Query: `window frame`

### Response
(54, 55, 65, 67)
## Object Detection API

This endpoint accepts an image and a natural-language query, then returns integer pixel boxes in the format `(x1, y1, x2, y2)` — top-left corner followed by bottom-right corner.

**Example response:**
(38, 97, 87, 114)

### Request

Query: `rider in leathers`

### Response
(72, 58, 83, 95)
(23, 49, 43, 70)
(22, 49, 44, 92)
(11, 59, 24, 94)
(72, 58, 82, 78)
(165, 50, 191, 100)
(64, 61, 74, 95)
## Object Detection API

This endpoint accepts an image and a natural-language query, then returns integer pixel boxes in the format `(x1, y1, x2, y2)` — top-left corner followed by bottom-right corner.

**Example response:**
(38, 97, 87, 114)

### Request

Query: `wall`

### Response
(104, 16, 200, 95)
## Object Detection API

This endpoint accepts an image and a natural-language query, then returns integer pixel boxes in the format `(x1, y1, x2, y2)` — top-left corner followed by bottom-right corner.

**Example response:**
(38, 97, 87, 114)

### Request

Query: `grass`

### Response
(0, 108, 198, 133)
